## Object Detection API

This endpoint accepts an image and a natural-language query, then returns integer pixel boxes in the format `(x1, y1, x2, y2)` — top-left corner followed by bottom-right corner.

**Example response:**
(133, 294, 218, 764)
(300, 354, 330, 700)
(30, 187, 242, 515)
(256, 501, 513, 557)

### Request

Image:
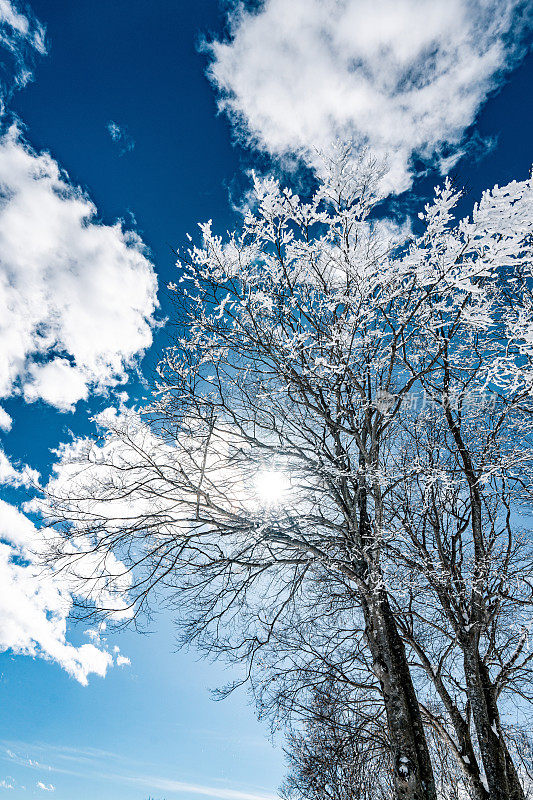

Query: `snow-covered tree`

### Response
(43, 150, 533, 800)
(379, 175, 533, 800)
(281, 679, 393, 800)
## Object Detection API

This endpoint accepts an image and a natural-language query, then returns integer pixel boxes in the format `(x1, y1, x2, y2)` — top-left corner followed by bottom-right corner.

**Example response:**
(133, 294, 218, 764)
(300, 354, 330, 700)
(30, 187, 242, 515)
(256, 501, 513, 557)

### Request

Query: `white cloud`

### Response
(0, 777, 14, 789)
(0, 0, 46, 99)
(0, 407, 12, 431)
(207, 0, 531, 192)
(0, 5, 154, 684)
(5, 749, 50, 771)
(0, 125, 158, 410)
(43, 405, 228, 534)
(36, 782, 54, 792)
(3, 741, 277, 800)
(23, 358, 89, 412)
(0, 0, 43, 43)
(0, 493, 135, 685)
(0, 548, 111, 685)
(0, 497, 37, 545)
(106, 120, 135, 155)
(0, 0, 29, 36)
(0, 439, 132, 686)
(115, 654, 130, 667)
(0, 447, 39, 488)
(127, 776, 277, 800)
(0, 497, 118, 685)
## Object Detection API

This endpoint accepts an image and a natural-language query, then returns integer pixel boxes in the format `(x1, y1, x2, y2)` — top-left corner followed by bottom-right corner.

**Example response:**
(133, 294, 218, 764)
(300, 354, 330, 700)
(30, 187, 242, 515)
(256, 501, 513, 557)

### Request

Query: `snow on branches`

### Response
(44, 153, 533, 800)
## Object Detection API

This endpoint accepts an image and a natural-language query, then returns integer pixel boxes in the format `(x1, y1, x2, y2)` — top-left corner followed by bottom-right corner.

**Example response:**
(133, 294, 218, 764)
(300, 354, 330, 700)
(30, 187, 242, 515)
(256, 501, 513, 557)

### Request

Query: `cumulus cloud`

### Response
(206, 0, 531, 193)
(0, 488, 132, 684)
(0, 4, 152, 684)
(36, 782, 54, 792)
(42, 406, 184, 534)
(0, 502, 112, 685)
(0, 436, 132, 686)
(0, 125, 158, 411)
(23, 358, 89, 411)
(106, 120, 135, 155)
(0, 446, 39, 488)
(0, 406, 12, 431)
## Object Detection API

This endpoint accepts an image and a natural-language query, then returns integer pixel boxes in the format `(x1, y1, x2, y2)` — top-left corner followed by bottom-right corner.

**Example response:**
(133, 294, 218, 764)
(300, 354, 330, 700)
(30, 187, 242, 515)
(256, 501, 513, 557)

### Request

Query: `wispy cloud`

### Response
(1, 742, 276, 800)
(0, 0, 46, 99)
(36, 782, 54, 792)
(206, 0, 532, 193)
(121, 775, 277, 800)
(1, 741, 131, 770)
(106, 120, 135, 155)
(6, 747, 52, 772)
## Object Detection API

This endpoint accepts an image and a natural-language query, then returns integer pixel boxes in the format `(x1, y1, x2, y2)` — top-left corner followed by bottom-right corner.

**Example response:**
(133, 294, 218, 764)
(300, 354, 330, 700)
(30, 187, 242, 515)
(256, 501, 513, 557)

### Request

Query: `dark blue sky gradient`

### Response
(5, 0, 248, 474)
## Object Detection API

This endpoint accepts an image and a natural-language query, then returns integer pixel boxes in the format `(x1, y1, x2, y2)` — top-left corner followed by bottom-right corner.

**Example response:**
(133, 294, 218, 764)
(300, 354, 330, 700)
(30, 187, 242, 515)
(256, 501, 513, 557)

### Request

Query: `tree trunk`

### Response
(442, 392, 525, 800)
(362, 588, 437, 800)
(356, 474, 436, 800)
(404, 635, 489, 800)
(463, 648, 526, 800)
(477, 656, 525, 800)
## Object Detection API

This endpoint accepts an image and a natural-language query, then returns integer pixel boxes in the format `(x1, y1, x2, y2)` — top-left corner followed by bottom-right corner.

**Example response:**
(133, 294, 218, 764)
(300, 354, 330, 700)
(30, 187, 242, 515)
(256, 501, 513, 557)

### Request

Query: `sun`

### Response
(254, 469, 289, 506)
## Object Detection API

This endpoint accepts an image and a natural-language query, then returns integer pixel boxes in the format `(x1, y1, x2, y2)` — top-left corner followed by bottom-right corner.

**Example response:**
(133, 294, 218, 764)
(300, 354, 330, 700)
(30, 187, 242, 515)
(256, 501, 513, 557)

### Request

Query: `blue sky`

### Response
(0, 1, 531, 798)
